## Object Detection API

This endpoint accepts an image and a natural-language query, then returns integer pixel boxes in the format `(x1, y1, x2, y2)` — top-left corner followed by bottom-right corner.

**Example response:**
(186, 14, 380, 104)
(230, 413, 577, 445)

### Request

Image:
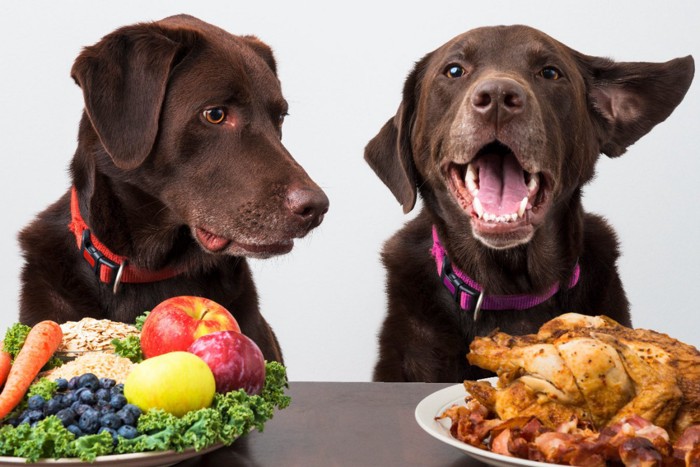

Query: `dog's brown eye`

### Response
(203, 108, 226, 124)
(278, 112, 288, 126)
(444, 64, 466, 78)
(539, 67, 562, 80)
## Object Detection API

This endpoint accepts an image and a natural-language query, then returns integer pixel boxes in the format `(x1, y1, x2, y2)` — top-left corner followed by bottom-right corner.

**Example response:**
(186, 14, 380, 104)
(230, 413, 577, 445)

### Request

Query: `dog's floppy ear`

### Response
(578, 53, 694, 158)
(71, 23, 197, 170)
(364, 55, 431, 214)
(241, 35, 278, 75)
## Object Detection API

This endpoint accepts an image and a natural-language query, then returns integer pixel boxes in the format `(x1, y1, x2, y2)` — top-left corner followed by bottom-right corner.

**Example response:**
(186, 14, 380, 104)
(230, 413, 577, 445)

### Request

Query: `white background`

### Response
(1, 1, 698, 382)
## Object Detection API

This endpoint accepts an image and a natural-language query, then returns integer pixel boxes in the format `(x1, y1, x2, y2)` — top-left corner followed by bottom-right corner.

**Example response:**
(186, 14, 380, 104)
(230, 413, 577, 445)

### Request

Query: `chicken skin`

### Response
(465, 313, 699, 440)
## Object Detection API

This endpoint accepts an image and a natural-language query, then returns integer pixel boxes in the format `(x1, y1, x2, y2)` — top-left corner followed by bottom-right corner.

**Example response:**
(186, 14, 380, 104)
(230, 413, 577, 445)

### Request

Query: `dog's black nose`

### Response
(471, 78, 527, 126)
(286, 186, 329, 228)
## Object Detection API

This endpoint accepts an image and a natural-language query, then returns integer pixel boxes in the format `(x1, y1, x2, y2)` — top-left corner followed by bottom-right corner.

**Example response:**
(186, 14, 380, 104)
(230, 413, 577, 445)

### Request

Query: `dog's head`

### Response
(71, 15, 328, 259)
(366, 25, 693, 250)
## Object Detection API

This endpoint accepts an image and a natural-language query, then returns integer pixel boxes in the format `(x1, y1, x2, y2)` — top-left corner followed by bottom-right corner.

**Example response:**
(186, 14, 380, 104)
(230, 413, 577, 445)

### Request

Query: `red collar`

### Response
(431, 225, 580, 320)
(68, 187, 184, 292)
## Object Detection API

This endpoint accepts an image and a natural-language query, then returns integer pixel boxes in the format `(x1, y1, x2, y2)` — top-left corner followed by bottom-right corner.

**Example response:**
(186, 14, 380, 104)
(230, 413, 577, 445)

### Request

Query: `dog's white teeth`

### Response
(472, 197, 484, 219)
(478, 211, 520, 223)
(465, 164, 479, 195)
(518, 197, 528, 218)
(527, 173, 540, 194)
(466, 163, 478, 181)
(466, 177, 479, 196)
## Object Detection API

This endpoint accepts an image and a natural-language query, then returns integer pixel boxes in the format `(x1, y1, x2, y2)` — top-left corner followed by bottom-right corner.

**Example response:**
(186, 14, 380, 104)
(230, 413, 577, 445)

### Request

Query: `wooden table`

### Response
(175, 382, 478, 467)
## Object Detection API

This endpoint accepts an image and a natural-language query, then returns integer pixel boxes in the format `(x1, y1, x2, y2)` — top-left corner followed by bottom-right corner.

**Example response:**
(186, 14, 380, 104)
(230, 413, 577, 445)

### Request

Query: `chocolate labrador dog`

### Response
(18, 15, 329, 363)
(365, 25, 693, 382)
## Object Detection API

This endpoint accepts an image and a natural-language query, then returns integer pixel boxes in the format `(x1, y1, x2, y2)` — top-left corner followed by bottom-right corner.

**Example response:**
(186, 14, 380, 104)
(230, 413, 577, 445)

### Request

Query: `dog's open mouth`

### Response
(195, 226, 293, 257)
(446, 141, 552, 247)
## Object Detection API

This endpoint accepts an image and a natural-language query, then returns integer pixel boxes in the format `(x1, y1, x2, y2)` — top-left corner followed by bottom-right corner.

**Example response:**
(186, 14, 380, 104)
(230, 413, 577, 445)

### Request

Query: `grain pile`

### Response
(57, 317, 139, 353)
(42, 352, 134, 383)
(37, 317, 141, 382)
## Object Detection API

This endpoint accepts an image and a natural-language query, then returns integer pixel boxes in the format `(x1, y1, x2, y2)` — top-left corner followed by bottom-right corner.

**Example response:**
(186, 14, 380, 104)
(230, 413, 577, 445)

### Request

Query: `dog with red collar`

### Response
(18, 15, 329, 363)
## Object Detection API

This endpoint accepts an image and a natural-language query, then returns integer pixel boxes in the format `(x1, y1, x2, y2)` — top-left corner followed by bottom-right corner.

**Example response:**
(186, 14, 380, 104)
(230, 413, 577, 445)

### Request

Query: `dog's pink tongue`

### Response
(195, 227, 230, 252)
(475, 153, 528, 215)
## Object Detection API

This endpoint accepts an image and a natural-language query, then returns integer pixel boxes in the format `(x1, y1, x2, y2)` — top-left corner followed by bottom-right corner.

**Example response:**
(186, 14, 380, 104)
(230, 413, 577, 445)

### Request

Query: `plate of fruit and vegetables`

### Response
(0, 296, 290, 464)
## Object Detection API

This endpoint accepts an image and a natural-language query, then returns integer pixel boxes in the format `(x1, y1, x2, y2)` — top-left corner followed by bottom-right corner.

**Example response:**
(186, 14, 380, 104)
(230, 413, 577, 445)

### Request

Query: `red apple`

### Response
(140, 296, 240, 358)
(188, 331, 266, 395)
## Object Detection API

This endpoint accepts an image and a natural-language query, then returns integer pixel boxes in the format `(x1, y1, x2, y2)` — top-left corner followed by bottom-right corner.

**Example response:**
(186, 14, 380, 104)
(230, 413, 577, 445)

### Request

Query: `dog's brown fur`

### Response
(18, 15, 329, 363)
(365, 25, 693, 382)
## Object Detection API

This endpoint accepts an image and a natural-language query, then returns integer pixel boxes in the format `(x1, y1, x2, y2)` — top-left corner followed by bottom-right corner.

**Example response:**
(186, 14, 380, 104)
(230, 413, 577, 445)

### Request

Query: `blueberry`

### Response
(18, 417, 31, 425)
(116, 407, 137, 426)
(62, 391, 77, 406)
(111, 383, 124, 395)
(27, 409, 44, 422)
(99, 378, 116, 389)
(72, 403, 92, 416)
(109, 394, 127, 410)
(27, 395, 45, 411)
(117, 425, 138, 440)
(79, 389, 96, 405)
(95, 388, 111, 402)
(84, 407, 99, 418)
(100, 412, 122, 430)
(66, 424, 83, 437)
(99, 404, 114, 416)
(121, 403, 142, 423)
(55, 378, 69, 392)
(123, 404, 142, 417)
(46, 398, 63, 415)
(78, 409, 100, 434)
(56, 407, 76, 427)
(78, 373, 100, 390)
(68, 376, 80, 390)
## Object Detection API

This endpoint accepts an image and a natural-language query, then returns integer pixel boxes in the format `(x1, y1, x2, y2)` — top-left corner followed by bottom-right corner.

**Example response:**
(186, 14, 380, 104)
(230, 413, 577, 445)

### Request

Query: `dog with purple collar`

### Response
(365, 25, 694, 382)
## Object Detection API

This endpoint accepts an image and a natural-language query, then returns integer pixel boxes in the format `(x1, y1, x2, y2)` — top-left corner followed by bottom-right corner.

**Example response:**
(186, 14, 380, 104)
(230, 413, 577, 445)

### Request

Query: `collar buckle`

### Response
(80, 229, 120, 290)
(440, 256, 484, 320)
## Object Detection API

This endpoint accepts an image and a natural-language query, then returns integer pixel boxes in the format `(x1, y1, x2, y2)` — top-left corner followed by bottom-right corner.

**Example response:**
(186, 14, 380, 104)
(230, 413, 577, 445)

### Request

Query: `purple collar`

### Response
(431, 225, 580, 320)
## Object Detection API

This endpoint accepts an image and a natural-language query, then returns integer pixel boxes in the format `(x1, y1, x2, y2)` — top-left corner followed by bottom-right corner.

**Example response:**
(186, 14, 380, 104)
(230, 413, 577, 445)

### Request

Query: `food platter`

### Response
(415, 379, 548, 467)
(0, 442, 223, 466)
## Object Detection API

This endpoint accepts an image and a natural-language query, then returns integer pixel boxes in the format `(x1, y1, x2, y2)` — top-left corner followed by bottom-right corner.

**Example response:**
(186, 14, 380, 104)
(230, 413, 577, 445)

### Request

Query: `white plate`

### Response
(0, 442, 223, 466)
(415, 380, 547, 467)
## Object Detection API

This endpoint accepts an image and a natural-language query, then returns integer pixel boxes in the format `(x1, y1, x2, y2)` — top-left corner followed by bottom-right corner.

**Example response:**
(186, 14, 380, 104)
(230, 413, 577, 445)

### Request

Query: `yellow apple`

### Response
(124, 351, 215, 417)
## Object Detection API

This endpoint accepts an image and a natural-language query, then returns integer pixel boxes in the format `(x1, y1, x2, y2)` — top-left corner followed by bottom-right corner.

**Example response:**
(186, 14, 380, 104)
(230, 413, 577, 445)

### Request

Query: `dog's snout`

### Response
(471, 78, 527, 126)
(286, 186, 329, 228)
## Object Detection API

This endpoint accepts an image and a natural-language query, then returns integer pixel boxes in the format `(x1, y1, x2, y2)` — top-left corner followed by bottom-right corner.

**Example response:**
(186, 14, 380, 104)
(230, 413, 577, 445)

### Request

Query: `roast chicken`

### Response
(465, 313, 700, 440)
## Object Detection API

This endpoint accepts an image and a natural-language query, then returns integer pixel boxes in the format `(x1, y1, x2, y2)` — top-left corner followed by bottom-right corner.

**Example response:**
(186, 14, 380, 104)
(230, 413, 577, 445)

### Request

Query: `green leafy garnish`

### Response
(69, 432, 114, 460)
(111, 335, 143, 363)
(27, 378, 58, 400)
(111, 311, 148, 362)
(2, 323, 31, 358)
(0, 417, 75, 462)
(0, 361, 290, 461)
(134, 311, 150, 331)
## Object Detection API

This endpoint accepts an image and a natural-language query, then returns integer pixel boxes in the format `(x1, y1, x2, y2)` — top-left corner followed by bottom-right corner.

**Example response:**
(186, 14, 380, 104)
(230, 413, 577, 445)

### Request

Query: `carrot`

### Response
(0, 321, 62, 419)
(0, 342, 11, 388)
